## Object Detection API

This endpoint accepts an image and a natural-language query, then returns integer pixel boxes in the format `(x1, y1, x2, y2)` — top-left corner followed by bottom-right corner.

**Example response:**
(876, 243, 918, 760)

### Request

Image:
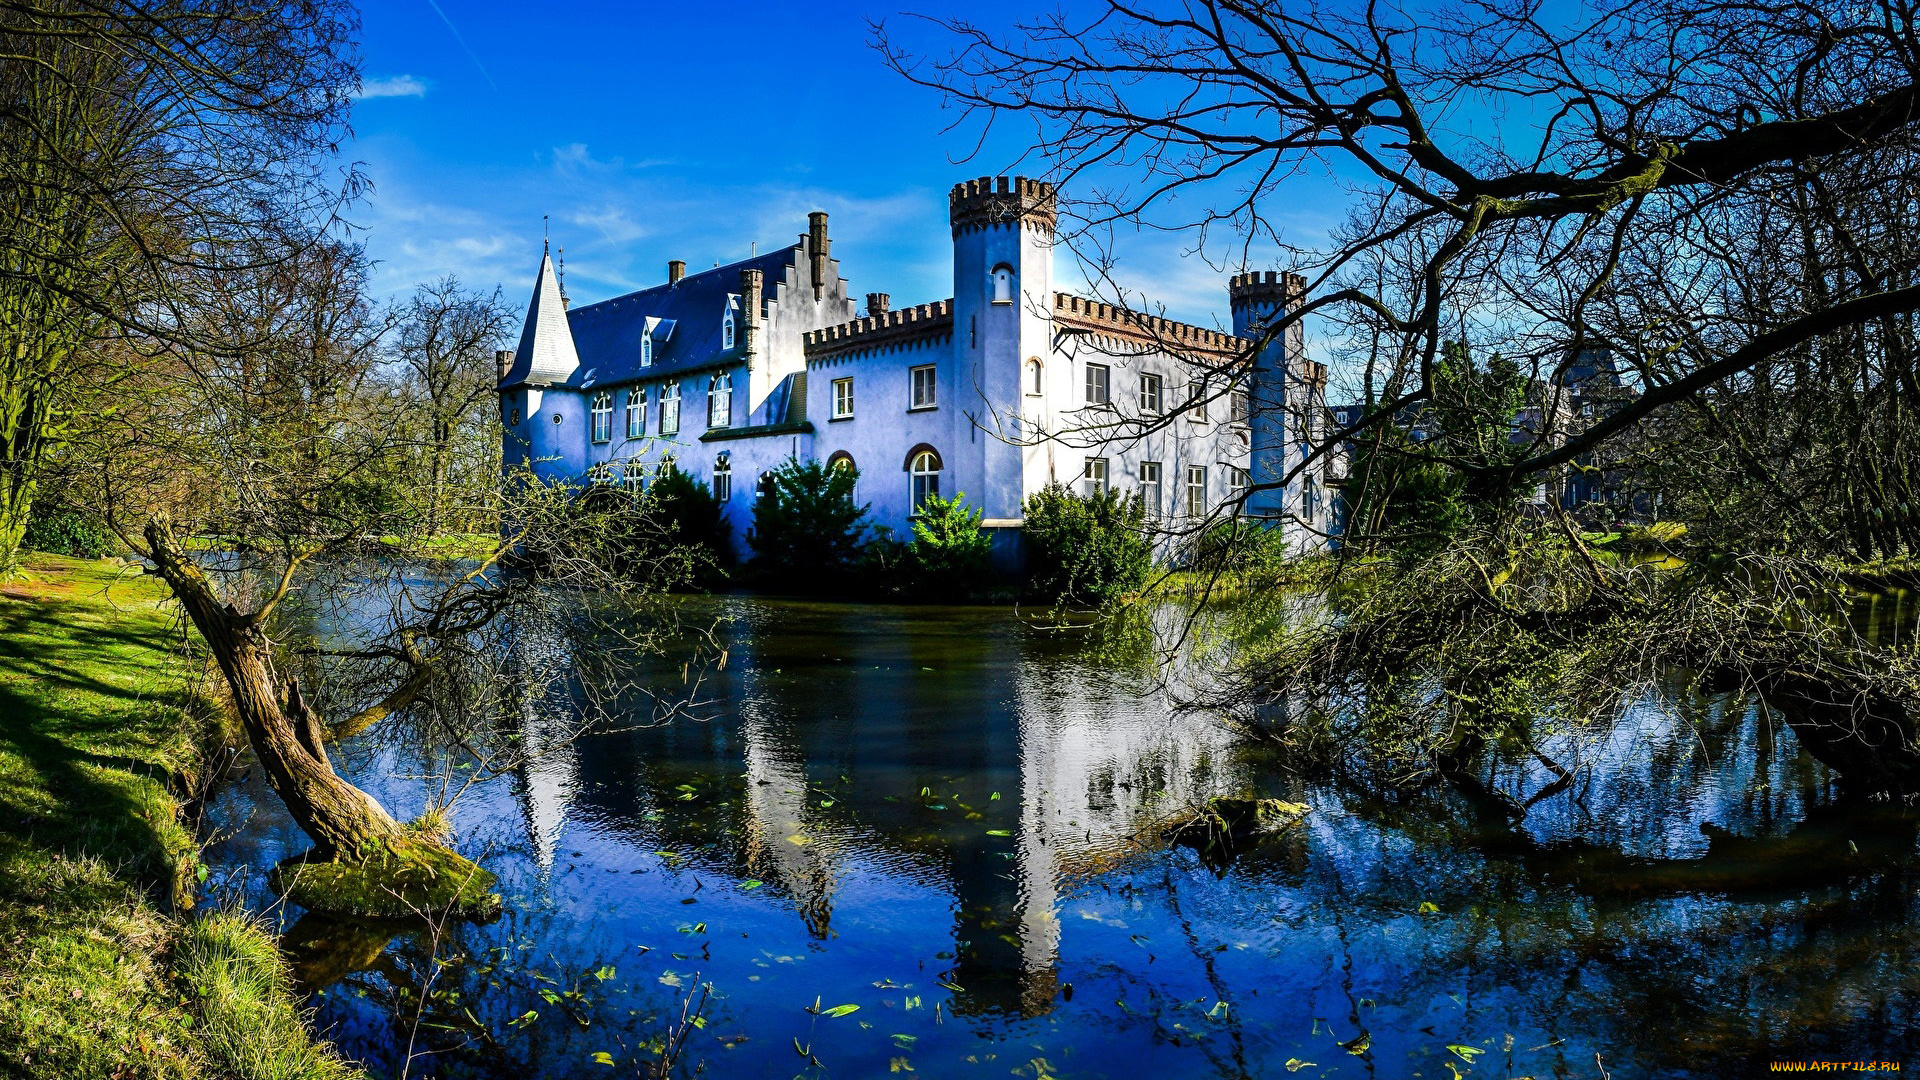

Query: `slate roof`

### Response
(500, 253, 579, 388)
(560, 246, 801, 390)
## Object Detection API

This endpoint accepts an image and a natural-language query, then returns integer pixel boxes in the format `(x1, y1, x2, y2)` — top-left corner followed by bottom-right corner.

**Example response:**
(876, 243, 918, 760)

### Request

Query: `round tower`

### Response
(1228, 270, 1307, 338)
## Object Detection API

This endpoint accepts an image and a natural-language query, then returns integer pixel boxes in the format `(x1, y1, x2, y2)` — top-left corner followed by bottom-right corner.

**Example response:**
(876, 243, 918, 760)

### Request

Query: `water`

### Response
(201, 597, 1920, 1078)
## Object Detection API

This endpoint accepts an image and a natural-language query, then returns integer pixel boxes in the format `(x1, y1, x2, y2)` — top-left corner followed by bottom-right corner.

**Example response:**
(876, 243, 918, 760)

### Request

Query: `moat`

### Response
(201, 597, 1920, 1078)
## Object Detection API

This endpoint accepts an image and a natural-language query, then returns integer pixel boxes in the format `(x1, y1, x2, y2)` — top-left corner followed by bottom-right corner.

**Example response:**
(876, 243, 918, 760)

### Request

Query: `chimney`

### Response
(667, 259, 685, 284)
(808, 211, 830, 299)
(739, 267, 763, 355)
(495, 349, 514, 382)
(866, 292, 890, 316)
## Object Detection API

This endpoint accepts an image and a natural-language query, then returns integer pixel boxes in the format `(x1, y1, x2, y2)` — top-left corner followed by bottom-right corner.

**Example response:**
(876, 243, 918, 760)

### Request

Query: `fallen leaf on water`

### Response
(1341, 1032, 1371, 1055)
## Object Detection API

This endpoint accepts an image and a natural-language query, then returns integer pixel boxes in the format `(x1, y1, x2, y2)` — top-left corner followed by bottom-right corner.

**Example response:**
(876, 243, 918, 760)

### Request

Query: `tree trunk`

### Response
(143, 515, 405, 859)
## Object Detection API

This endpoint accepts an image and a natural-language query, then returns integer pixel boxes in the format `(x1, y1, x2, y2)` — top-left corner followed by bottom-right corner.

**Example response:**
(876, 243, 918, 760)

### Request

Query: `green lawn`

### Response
(0, 552, 360, 1080)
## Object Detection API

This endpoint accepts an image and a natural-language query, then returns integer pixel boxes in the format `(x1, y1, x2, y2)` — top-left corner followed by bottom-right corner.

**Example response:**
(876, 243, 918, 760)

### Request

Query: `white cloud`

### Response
(355, 75, 428, 100)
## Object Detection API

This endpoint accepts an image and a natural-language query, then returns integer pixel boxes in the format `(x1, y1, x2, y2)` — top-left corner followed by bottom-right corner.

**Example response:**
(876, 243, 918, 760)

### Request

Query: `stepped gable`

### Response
(560, 246, 799, 388)
(949, 176, 1057, 236)
(1052, 293, 1250, 357)
(803, 299, 954, 361)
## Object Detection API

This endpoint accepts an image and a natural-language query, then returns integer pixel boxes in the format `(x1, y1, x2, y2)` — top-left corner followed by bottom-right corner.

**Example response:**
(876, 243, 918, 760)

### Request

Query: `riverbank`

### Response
(0, 552, 360, 1079)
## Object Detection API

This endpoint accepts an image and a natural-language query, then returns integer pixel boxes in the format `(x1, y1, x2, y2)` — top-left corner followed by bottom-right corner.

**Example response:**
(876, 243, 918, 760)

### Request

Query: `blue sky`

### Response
(347, 0, 1349, 329)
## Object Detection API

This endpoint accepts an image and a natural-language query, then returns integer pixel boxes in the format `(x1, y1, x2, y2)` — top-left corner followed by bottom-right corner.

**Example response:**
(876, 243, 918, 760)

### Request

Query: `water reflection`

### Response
(201, 596, 1920, 1079)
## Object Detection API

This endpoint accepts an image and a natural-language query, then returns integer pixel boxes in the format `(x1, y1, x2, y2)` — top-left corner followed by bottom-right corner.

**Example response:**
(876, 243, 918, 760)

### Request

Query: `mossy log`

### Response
(269, 834, 501, 921)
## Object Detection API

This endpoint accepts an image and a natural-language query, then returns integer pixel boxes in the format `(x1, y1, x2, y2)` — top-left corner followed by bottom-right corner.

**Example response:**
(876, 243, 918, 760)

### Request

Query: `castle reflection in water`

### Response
(509, 599, 1283, 1018)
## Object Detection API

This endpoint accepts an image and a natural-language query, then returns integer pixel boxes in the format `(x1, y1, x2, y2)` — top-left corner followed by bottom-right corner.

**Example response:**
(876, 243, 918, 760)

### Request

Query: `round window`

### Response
(553, 413, 563, 425)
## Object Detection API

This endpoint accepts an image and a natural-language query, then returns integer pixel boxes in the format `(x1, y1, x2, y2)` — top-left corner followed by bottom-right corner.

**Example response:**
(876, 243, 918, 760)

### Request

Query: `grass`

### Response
(0, 551, 361, 1079)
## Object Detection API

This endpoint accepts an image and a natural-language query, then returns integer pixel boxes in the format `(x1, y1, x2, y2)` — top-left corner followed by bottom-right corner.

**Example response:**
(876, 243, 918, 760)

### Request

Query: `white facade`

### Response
(498, 176, 1326, 566)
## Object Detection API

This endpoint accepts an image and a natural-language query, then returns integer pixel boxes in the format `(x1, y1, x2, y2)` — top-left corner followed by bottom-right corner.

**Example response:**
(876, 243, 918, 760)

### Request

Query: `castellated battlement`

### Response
(949, 176, 1058, 236)
(1228, 270, 1308, 306)
(1052, 292, 1249, 356)
(803, 298, 955, 359)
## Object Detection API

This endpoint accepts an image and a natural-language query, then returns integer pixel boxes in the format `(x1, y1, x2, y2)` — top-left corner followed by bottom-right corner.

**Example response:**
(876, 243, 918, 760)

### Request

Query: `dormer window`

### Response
(991, 264, 1015, 305)
(722, 296, 738, 350)
(640, 334, 653, 368)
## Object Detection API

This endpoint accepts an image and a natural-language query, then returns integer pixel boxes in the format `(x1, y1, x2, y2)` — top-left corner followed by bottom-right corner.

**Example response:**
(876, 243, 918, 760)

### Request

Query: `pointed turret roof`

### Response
(500, 253, 580, 388)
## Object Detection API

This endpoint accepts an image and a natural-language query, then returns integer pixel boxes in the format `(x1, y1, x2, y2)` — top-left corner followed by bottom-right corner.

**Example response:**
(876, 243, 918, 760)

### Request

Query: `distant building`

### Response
(496, 176, 1329, 567)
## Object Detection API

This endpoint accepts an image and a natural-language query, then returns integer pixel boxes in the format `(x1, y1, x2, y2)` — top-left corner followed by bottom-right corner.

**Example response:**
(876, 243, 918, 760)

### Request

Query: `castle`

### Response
(497, 176, 1328, 567)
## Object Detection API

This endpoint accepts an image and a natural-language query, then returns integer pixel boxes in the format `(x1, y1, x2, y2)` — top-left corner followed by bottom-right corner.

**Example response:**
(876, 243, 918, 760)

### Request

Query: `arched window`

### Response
(722, 304, 736, 350)
(640, 334, 653, 368)
(623, 461, 647, 491)
(990, 264, 1015, 305)
(826, 450, 856, 473)
(1027, 358, 1043, 396)
(589, 392, 613, 443)
(708, 372, 733, 428)
(713, 453, 732, 502)
(626, 388, 646, 438)
(660, 383, 681, 435)
(906, 445, 942, 514)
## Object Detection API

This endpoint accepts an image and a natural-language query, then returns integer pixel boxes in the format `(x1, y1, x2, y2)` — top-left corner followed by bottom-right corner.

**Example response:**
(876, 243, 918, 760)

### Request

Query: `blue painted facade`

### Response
(498, 176, 1328, 564)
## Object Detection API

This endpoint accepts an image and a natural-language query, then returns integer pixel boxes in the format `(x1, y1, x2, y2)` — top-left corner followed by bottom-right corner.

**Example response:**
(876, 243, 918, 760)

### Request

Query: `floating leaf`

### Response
(892, 1034, 919, 1049)
(591, 1051, 615, 1066)
(593, 965, 616, 981)
(739, 880, 764, 891)
(985, 829, 1012, 837)
(1284, 1059, 1317, 1072)
(1341, 1032, 1371, 1055)
(1208, 1000, 1229, 1018)
(990, 792, 1001, 800)
(1417, 902, 1441, 915)
(1446, 1044, 1485, 1062)
(822, 1004, 860, 1018)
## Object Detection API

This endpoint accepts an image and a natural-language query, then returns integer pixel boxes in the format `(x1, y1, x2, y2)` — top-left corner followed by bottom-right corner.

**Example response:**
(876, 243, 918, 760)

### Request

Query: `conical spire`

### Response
(501, 252, 580, 387)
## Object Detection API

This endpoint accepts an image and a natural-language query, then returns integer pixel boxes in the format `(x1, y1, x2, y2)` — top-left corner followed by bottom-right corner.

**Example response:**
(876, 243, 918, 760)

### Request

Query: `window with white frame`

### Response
(640, 334, 653, 368)
(991, 265, 1014, 304)
(623, 461, 647, 490)
(1138, 372, 1163, 415)
(708, 371, 733, 427)
(722, 301, 736, 350)
(1188, 380, 1209, 423)
(909, 449, 941, 513)
(713, 453, 732, 501)
(660, 383, 681, 435)
(832, 376, 854, 419)
(1083, 457, 1110, 496)
(910, 365, 937, 409)
(1228, 466, 1250, 499)
(1027, 358, 1044, 396)
(1185, 465, 1209, 516)
(1139, 461, 1163, 519)
(1303, 477, 1319, 523)
(590, 392, 613, 443)
(1231, 390, 1251, 426)
(626, 388, 646, 438)
(1084, 363, 1111, 406)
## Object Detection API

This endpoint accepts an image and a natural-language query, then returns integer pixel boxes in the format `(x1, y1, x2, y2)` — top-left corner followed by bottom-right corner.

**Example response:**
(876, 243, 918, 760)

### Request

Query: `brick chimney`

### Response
(667, 259, 685, 284)
(866, 292, 890, 316)
(808, 211, 830, 298)
(739, 267, 763, 355)
(495, 349, 514, 382)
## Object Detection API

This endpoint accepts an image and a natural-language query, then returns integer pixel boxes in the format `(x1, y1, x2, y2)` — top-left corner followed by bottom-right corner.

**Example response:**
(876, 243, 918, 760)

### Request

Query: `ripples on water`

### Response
(201, 598, 1920, 1078)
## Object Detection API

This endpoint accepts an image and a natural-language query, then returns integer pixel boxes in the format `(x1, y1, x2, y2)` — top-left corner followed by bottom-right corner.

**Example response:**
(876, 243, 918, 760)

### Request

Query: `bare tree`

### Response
(390, 276, 513, 536)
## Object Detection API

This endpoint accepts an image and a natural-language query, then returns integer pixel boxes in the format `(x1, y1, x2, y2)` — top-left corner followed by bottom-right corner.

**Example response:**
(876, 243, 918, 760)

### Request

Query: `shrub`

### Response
(1182, 519, 1291, 573)
(747, 457, 869, 587)
(647, 464, 735, 580)
(22, 509, 110, 558)
(563, 465, 731, 590)
(1022, 483, 1153, 605)
(904, 492, 994, 599)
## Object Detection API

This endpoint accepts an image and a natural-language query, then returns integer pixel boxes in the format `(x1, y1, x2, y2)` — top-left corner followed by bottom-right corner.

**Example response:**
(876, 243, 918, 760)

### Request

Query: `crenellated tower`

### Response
(1229, 271, 1310, 527)
(949, 176, 1058, 524)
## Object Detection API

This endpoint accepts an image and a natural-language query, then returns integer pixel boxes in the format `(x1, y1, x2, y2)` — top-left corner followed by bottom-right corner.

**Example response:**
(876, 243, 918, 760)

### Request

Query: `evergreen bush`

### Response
(22, 509, 110, 558)
(1021, 483, 1153, 605)
(747, 457, 869, 588)
(904, 492, 993, 599)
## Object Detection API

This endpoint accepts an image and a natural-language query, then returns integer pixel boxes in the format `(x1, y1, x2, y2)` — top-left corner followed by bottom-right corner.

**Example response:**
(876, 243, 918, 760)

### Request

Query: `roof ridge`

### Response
(569, 244, 802, 317)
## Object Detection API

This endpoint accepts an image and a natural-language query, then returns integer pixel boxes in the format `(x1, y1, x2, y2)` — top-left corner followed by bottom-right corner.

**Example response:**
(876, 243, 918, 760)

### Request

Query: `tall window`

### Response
(709, 372, 733, 427)
(991, 264, 1014, 304)
(1139, 461, 1163, 519)
(832, 377, 855, 419)
(626, 388, 647, 438)
(1139, 372, 1163, 415)
(661, 383, 681, 435)
(713, 453, 732, 501)
(910, 365, 937, 409)
(590, 392, 613, 443)
(1084, 363, 1111, 406)
(1083, 457, 1110, 496)
(1027, 358, 1044, 395)
(623, 461, 647, 490)
(1228, 466, 1250, 499)
(1188, 381, 1209, 423)
(909, 449, 941, 513)
(1185, 465, 1209, 517)
(1302, 478, 1319, 523)
(640, 334, 653, 368)
(722, 304, 736, 350)
(1231, 390, 1251, 426)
